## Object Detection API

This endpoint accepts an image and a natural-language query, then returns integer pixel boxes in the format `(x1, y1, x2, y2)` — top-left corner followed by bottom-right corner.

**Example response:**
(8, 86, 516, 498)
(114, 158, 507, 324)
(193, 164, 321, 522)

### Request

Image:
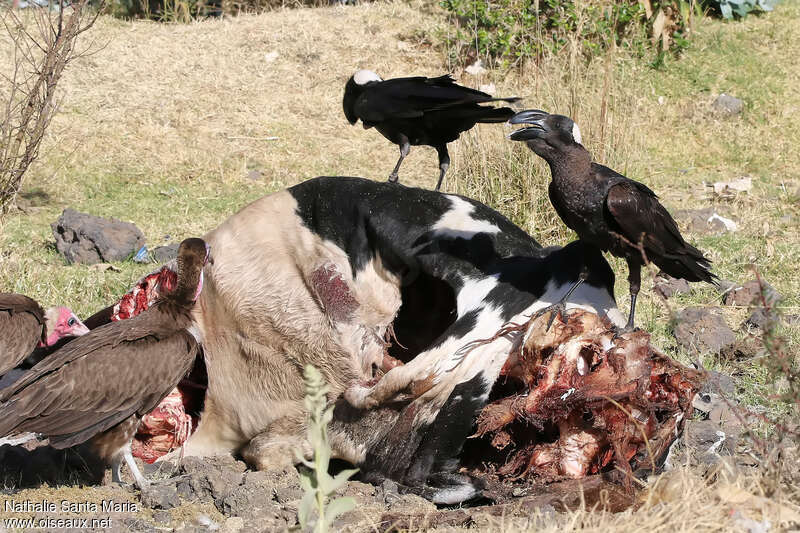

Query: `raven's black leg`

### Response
(389, 139, 410, 183)
(435, 145, 450, 191)
(623, 260, 642, 332)
(532, 268, 588, 330)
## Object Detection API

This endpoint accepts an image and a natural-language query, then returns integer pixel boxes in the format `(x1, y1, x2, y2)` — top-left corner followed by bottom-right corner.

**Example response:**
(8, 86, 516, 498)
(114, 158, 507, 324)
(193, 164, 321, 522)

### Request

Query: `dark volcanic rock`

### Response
(723, 279, 781, 307)
(743, 307, 777, 331)
(685, 419, 738, 464)
(153, 243, 179, 263)
(701, 370, 736, 398)
(52, 209, 145, 264)
(218, 470, 287, 517)
(653, 274, 691, 299)
(673, 307, 736, 355)
(177, 455, 246, 503)
(140, 483, 180, 509)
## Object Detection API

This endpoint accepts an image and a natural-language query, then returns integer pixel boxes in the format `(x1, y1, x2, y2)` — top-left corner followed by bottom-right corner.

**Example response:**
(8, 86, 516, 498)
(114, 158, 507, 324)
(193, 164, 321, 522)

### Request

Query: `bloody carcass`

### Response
(472, 308, 703, 482)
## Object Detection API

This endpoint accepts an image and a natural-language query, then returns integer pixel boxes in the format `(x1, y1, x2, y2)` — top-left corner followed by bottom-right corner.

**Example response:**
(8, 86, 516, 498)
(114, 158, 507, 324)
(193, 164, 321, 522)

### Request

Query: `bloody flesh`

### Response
(473, 309, 702, 481)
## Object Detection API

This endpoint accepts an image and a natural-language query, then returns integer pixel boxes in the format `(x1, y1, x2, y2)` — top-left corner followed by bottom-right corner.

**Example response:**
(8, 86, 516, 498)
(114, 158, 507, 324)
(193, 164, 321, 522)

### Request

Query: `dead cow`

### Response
(173, 176, 625, 503)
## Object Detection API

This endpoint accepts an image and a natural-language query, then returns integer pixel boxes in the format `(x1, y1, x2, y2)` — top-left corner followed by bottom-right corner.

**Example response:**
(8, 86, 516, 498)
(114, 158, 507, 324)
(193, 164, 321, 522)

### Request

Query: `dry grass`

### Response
(0, 1, 798, 530)
(474, 458, 800, 532)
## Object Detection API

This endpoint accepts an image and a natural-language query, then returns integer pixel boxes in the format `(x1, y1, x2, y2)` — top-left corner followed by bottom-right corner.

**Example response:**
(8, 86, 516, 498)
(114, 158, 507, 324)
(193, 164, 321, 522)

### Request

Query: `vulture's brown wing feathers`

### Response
(605, 181, 716, 283)
(0, 293, 45, 375)
(0, 309, 198, 449)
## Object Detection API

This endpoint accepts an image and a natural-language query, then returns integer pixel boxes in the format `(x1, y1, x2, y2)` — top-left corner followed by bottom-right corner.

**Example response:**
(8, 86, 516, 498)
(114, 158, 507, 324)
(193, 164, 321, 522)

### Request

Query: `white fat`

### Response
(576, 355, 587, 376)
(560, 387, 575, 400)
(432, 196, 501, 240)
(572, 122, 583, 145)
(456, 275, 499, 316)
(353, 69, 382, 85)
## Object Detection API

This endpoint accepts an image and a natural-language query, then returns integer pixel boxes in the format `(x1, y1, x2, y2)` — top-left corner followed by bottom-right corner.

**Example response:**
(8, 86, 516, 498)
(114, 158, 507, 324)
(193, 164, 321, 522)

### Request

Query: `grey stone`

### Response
(217, 469, 285, 516)
(273, 484, 303, 504)
(140, 484, 181, 509)
(142, 459, 178, 478)
(723, 279, 781, 307)
(178, 455, 246, 503)
(52, 209, 145, 264)
(702, 370, 736, 397)
(673, 307, 736, 355)
(153, 243, 179, 263)
(653, 274, 691, 299)
(743, 307, 777, 331)
(685, 419, 737, 461)
(152, 510, 172, 524)
(712, 93, 744, 115)
(672, 207, 735, 236)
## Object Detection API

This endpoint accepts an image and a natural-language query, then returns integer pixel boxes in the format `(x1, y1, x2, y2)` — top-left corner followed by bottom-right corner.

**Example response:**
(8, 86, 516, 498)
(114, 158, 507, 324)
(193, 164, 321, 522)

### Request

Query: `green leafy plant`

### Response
(705, 0, 777, 19)
(439, 0, 698, 67)
(296, 365, 358, 533)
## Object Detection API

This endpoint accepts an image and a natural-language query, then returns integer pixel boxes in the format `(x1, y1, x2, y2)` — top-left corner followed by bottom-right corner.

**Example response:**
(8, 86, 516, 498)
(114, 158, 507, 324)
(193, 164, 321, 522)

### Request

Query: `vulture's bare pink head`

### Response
(41, 306, 90, 346)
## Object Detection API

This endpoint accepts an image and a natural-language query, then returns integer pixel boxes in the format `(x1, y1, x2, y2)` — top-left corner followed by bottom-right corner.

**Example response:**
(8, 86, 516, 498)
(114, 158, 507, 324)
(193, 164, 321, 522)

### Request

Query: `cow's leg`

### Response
(355, 308, 518, 503)
(240, 416, 311, 471)
(344, 364, 419, 409)
(360, 373, 492, 504)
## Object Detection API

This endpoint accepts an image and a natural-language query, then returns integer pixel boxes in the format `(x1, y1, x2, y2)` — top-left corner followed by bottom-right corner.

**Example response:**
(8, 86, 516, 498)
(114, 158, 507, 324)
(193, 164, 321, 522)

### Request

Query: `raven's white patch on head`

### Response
(432, 196, 501, 240)
(353, 70, 382, 86)
(571, 122, 583, 145)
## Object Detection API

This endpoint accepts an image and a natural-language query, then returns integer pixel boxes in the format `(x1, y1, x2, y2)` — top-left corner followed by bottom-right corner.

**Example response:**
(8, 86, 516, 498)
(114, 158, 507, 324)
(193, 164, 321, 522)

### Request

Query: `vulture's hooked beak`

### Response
(508, 109, 550, 141)
(204, 244, 214, 265)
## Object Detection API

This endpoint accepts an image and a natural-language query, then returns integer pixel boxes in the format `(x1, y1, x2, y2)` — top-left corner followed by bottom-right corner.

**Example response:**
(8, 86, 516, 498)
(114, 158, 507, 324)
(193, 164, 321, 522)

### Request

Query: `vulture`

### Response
(0, 238, 210, 488)
(0, 294, 89, 376)
(343, 70, 520, 190)
(508, 110, 717, 330)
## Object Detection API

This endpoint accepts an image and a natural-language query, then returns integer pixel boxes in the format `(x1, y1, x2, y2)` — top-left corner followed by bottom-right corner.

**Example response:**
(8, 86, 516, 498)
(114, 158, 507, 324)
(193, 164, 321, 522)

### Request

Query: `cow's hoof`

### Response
(344, 384, 379, 409)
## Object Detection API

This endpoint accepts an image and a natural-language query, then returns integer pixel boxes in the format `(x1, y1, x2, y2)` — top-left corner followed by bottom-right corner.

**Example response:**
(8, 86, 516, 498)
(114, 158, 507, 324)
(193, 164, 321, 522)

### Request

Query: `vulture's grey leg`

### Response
(111, 455, 125, 485)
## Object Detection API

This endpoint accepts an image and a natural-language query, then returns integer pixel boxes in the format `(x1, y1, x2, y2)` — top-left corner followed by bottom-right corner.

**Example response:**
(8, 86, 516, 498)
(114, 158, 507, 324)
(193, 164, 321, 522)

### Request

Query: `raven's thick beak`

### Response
(508, 109, 550, 141)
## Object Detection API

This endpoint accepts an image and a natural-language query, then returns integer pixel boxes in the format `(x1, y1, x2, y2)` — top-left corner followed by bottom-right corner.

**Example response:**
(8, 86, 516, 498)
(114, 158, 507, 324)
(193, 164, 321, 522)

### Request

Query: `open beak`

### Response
(508, 109, 550, 141)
